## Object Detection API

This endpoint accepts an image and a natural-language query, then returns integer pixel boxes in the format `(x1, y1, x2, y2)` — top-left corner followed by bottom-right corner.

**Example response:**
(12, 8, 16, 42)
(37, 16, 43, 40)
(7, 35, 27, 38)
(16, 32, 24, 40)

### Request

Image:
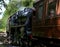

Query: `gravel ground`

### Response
(0, 32, 20, 47)
(0, 44, 20, 47)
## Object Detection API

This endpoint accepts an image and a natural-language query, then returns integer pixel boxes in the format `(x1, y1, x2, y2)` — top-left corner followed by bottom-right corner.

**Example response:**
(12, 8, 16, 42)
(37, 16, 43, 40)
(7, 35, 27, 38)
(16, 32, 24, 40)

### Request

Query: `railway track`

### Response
(1, 32, 60, 47)
(32, 37, 60, 47)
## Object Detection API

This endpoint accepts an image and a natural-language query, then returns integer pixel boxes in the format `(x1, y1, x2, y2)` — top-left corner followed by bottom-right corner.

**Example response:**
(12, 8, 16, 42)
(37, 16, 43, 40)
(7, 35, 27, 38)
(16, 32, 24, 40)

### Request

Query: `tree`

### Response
(0, 20, 3, 29)
(1, 0, 21, 29)
(0, 0, 7, 10)
(21, 0, 34, 8)
(0, 0, 7, 15)
(0, 0, 7, 29)
(1, 0, 34, 29)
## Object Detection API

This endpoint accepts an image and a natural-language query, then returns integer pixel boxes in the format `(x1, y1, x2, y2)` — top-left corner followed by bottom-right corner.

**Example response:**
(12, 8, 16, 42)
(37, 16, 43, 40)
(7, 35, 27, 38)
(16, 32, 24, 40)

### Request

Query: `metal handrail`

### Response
(10, 25, 25, 27)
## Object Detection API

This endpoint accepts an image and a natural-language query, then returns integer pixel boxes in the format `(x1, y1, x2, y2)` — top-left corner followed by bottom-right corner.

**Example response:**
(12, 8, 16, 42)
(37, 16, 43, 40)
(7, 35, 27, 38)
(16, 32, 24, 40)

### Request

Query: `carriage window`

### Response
(38, 6, 43, 20)
(45, 0, 56, 25)
(47, 1, 56, 18)
(37, 2, 44, 20)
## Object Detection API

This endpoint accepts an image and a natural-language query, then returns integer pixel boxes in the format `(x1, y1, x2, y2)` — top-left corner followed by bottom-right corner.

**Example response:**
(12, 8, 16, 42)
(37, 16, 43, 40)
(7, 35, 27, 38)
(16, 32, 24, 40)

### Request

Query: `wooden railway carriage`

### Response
(32, 0, 60, 39)
(31, 0, 60, 46)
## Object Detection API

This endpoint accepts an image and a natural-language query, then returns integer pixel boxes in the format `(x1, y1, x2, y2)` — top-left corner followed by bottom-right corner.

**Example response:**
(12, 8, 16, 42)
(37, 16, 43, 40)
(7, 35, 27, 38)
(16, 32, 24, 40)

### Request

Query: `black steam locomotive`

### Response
(6, 7, 34, 46)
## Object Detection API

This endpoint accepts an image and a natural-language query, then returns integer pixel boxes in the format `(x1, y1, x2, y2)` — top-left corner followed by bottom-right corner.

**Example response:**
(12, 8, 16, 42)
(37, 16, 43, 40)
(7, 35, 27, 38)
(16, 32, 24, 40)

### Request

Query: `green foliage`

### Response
(0, 20, 4, 29)
(1, 0, 34, 29)
(1, 0, 19, 29)
(21, 0, 34, 8)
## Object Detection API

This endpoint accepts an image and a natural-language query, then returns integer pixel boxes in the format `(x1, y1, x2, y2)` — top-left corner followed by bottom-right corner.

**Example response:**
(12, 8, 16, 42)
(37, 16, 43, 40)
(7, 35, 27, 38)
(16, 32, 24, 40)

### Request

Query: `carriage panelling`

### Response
(32, 0, 60, 38)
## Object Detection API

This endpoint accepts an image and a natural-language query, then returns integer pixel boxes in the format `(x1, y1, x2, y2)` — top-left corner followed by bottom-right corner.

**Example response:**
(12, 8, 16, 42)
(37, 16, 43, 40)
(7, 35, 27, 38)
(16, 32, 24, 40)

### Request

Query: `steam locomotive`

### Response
(6, 7, 34, 46)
